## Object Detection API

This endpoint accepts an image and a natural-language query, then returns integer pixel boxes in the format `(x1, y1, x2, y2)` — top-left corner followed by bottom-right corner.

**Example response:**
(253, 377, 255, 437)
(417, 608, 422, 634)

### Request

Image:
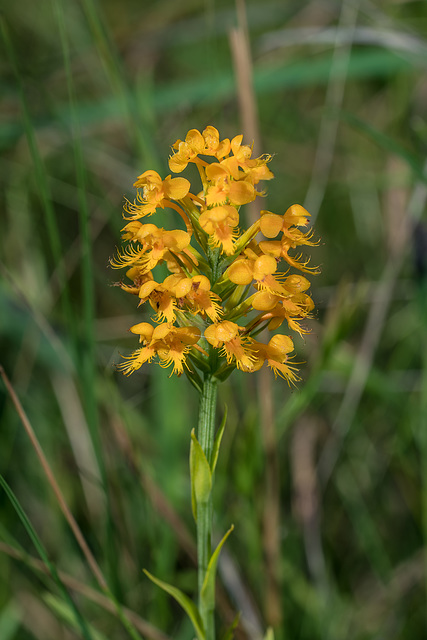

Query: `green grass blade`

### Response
(200, 525, 234, 621)
(221, 612, 240, 640)
(143, 569, 205, 640)
(0, 474, 95, 640)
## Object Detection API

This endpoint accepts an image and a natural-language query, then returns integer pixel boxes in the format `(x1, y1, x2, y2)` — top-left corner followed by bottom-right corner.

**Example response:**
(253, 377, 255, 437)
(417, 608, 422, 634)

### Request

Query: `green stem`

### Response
(197, 373, 218, 640)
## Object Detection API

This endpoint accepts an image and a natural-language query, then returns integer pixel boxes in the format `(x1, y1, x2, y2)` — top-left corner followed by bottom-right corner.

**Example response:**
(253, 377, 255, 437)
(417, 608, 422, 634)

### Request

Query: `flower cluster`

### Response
(112, 126, 318, 386)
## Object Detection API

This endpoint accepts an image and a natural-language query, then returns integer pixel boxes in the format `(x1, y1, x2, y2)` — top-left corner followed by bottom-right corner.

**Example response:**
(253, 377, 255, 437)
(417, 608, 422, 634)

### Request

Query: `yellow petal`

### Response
(205, 163, 228, 181)
(152, 323, 173, 341)
(130, 323, 155, 341)
(185, 129, 204, 153)
(220, 157, 240, 180)
(259, 213, 283, 238)
(174, 278, 193, 298)
(228, 180, 255, 205)
(138, 281, 158, 298)
(202, 126, 220, 152)
(258, 240, 282, 258)
(283, 275, 311, 293)
(253, 255, 277, 279)
(163, 229, 191, 250)
(168, 155, 188, 173)
(192, 275, 211, 291)
(216, 321, 239, 342)
(164, 176, 191, 200)
(176, 326, 201, 344)
(133, 170, 162, 188)
(227, 259, 254, 285)
(283, 204, 310, 227)
(216, 138, 231, 158)
(268, 334, 294, 358)
(251, 291, 279, 311)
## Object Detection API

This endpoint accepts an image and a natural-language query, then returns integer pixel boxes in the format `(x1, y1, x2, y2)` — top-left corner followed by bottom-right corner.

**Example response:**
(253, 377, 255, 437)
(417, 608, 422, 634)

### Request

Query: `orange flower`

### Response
(125, 170, 190, 218)
(251, 289, 314, 335)
(199, 205, 239, 255)
(250, 273, 311, 310)
(247, 334, 300, 385)
(258, 205, 318, 272)
(132, 274, 222, 324)
(200, 126, 231, 159)
(241, 155, 274, 186)
(204, 162, 255, 207)
(230, 134, 253, 168)
(169, 127, 232, 173)
(118, 322, 201, 375)
(204, 321, 255, 370)
(110, 224, 192, 273)
(119, 267, 154, 296)
(259, 205, 311, 237)
(169, 129, 206, 173)
(226, 253, 288, 296)
(258, 238, 319, 273)
(137, 279, 178, 323)
(172, 275, 223, 322)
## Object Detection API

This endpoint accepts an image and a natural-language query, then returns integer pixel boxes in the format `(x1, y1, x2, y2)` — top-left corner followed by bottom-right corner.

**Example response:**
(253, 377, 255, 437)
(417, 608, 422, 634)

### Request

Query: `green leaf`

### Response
(264, 627, 275, 640)
(200, 525, 234, 619)
(222, 611, 240, 640)
(211, 406, 227, 474)
(190, 429, 212, 522)
(143, 569, 205, 640)
(213, 362, 236, 382)
(188, 351, 212, 374)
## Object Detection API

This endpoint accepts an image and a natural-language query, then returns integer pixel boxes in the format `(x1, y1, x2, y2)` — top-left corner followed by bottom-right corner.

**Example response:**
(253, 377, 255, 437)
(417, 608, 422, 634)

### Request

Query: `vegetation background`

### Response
(1, 0, 427, 638)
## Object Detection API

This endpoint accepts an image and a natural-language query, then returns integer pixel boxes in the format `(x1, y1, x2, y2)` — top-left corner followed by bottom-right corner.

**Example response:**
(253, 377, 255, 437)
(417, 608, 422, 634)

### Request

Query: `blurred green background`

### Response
(2, 0, 427, 638)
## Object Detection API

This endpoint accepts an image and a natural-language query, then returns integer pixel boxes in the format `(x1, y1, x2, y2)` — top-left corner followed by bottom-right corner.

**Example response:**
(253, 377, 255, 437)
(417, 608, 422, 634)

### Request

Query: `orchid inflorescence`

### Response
(111, 126, 318, 387)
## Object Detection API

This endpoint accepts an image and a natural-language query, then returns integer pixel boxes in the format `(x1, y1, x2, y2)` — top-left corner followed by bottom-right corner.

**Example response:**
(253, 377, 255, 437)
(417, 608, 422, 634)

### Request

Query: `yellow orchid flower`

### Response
(247, 334, 300, 385)
(110, 224, 192, 273)
(199, 205, 239, 256)
(226, 253, 288, 296)
(113, 126, 319, 380)
(204, 321, 255, 371)
(172, 274, 223, 322)
(204, 162, 256, 207)
(129, 170, 190, 215)
(119, 322, 201, 376)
